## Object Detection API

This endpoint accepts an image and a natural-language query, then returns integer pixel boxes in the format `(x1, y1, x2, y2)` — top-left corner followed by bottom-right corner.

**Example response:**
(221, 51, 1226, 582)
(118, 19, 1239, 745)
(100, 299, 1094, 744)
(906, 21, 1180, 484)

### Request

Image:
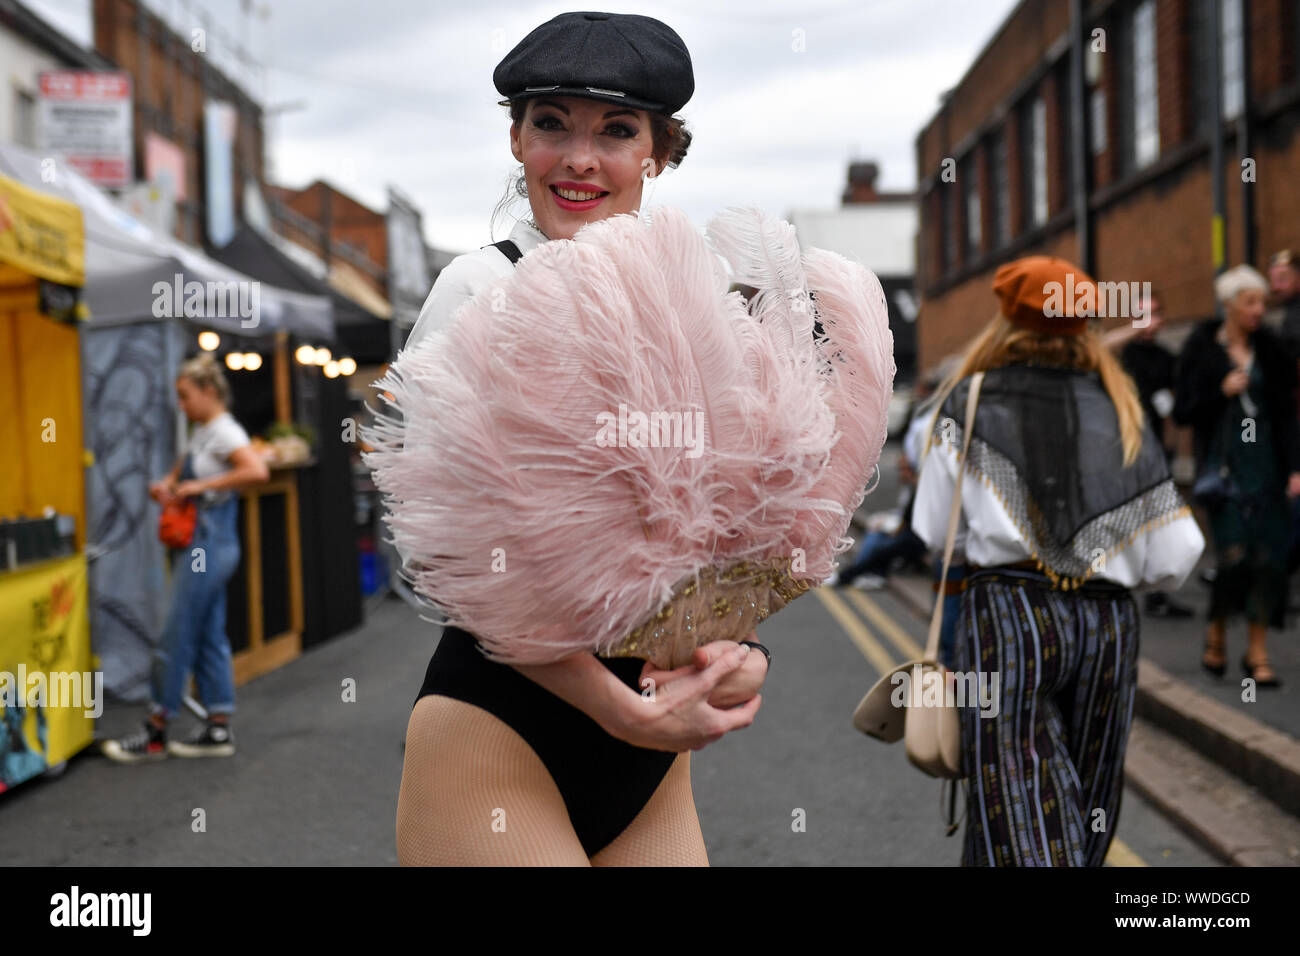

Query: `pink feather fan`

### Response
(363, 205, 895, 668)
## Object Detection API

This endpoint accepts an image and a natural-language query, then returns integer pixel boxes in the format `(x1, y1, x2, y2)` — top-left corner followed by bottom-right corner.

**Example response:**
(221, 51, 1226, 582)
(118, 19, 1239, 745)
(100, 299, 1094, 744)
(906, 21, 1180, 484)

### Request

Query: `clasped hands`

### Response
(637, 634, 768, 710)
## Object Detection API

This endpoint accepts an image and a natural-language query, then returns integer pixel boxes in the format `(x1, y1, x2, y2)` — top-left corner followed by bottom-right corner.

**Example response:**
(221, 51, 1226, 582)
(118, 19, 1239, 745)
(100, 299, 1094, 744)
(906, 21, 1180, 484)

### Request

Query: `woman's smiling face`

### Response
(510, 95, 660, 240)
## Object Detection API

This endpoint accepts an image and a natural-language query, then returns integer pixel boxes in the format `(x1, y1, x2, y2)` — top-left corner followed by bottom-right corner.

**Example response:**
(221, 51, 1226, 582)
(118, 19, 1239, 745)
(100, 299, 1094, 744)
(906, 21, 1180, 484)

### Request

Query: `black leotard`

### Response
(410, 237, 675, 856)
(414, 626, 677, 857)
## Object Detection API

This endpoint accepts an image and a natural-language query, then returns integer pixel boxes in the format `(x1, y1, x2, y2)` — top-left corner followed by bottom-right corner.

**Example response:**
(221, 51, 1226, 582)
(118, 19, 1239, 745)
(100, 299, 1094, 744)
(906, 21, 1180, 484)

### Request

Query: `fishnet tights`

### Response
(396, 695, 709, 866)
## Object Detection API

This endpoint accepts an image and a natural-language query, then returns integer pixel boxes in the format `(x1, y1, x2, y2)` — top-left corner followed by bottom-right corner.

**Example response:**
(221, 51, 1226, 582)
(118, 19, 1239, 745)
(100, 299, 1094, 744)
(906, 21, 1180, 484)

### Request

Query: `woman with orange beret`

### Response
(911, 256, 1204, 866)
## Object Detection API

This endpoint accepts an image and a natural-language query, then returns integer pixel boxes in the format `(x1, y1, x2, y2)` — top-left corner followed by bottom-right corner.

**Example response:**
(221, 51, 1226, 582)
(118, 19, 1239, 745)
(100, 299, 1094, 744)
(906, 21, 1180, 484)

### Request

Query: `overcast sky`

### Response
(25, 0, 1019, 253)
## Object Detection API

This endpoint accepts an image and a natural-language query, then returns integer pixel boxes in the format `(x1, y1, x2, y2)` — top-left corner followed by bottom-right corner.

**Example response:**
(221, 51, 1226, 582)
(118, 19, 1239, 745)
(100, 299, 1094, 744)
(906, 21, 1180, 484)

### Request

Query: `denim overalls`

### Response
(150, 455, 241, 720)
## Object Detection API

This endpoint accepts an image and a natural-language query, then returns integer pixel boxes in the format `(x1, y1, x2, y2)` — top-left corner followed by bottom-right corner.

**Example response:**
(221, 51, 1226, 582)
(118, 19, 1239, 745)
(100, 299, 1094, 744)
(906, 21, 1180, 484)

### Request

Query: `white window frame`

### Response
(1221, 0, 1245, 121)
(1132, 0, 1160, 169)
(1031, 97, 1048, 226)
(964, 156, 981, 256)
(1090, 87, 1107, 156)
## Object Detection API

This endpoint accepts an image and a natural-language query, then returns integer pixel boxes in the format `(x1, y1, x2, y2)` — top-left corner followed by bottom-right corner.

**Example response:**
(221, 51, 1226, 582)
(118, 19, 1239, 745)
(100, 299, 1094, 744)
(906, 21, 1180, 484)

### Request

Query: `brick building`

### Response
(93, 0, 265, 245)
(268, 181, 389, 299)
(915, 0, 1300, 373)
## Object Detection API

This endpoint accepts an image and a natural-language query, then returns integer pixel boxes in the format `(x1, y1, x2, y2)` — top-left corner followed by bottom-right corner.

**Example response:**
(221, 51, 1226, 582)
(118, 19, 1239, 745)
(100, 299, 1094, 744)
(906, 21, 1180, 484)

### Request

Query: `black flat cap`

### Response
(494, 11, 693, 115)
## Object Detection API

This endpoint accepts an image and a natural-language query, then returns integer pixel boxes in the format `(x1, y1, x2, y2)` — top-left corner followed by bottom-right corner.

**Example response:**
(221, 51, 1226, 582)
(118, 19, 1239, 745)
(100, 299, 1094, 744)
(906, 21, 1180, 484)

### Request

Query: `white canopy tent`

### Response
(0, 141, 332, 337)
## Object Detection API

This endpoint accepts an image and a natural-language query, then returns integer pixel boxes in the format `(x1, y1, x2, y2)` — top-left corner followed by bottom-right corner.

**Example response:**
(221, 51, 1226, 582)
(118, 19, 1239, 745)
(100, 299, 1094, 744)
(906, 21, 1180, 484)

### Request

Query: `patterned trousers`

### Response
(954, 567, 1140, 867)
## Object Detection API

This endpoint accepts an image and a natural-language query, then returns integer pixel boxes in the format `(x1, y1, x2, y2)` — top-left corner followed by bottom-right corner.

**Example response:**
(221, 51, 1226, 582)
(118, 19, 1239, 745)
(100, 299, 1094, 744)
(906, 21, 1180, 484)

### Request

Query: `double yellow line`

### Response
(814, 583, 1147, 867)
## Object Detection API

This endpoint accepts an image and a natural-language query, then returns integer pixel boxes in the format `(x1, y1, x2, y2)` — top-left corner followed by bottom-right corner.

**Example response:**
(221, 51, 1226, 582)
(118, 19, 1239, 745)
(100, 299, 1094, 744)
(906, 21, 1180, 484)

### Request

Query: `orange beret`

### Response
(992, 255, 1097, 336)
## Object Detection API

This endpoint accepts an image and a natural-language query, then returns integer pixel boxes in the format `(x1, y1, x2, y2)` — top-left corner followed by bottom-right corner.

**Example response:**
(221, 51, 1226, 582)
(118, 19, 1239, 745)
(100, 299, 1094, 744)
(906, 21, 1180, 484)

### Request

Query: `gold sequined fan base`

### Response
(601, 557, 815, 669)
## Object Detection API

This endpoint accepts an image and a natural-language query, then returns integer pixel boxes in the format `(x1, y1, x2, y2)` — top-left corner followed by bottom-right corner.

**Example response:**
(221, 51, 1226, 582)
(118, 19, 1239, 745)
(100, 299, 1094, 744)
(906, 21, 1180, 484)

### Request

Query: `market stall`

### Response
(213, 224, 366, 650)
(0, 142, 334, 701)
(0, 171, 93, 792)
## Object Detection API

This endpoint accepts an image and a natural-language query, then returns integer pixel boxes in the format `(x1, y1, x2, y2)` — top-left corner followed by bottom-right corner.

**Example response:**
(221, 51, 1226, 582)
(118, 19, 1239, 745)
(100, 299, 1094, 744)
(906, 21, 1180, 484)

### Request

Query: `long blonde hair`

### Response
(927, 312, 1146, 466)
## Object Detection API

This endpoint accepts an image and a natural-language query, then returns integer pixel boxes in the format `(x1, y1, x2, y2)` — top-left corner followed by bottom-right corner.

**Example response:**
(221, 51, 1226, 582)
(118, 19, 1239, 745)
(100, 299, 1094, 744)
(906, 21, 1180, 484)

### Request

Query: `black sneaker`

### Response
(167, 721, 235, 758)
(102, 721, 167, 764)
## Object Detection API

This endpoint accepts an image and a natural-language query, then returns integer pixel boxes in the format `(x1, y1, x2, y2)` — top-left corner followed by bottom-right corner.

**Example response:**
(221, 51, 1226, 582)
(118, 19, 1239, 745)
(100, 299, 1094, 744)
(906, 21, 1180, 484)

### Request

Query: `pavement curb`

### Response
(1134, 659, 1300, 819)
(1124, 722, 1298, 866)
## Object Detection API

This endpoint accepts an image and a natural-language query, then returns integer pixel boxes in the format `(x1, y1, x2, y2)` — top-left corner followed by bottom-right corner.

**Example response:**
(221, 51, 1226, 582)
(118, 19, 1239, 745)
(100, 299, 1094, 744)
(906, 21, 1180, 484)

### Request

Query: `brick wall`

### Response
(915, 0, 1300, 374)
(278, 182, 388, 295)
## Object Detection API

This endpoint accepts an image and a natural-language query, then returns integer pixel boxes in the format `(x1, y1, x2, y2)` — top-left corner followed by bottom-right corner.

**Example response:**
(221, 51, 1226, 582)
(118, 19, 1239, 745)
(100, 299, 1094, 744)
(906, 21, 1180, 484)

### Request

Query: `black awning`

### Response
(212, 225, 392, 363)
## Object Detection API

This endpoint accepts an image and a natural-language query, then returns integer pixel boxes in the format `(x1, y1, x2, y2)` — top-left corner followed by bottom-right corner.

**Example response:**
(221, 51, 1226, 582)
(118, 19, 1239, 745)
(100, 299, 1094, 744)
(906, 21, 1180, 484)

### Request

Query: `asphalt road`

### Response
(1, 542, 1216, 865)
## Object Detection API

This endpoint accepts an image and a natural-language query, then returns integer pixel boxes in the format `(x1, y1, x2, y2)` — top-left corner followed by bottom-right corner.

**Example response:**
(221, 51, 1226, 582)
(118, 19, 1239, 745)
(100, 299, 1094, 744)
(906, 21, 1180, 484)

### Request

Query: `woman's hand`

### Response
(173, 479, 206, 499)
(639, 635, 769, 710)
(609, 643, 762, 752)
(1221, 368, 1249, 397)
(1287, 472, 1300, 499)
(148, 478, 176, 504)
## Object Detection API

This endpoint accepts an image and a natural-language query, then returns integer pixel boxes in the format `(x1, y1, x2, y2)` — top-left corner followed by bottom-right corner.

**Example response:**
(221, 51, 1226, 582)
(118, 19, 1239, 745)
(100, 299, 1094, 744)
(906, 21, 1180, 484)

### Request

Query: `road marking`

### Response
(1105, 837, 1148, 867)
(843, 589, 924, 660)
(814, 587, 896, 676)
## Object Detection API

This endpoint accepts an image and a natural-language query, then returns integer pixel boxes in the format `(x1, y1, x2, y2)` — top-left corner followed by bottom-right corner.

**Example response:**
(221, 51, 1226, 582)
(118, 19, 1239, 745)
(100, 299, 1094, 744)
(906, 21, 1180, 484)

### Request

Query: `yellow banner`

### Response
(0, 173, 85, 288)
(0, 554, 95, 792)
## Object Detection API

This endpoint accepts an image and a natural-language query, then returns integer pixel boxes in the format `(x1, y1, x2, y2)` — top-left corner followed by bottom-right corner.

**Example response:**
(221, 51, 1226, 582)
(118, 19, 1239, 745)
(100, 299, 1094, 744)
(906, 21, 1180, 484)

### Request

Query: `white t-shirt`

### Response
(404, 218, 550, 352)
(187, 411, 251, 504)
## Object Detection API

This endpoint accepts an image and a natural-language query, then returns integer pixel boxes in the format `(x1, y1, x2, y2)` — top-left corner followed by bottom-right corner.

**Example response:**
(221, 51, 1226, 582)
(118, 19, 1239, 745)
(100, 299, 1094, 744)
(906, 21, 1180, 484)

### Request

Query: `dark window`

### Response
(1189, 0, 1214, 139)
(941, 185, 956, 275)
(1056, 60, 1073, 212)
(1295, 0, 1300, 82)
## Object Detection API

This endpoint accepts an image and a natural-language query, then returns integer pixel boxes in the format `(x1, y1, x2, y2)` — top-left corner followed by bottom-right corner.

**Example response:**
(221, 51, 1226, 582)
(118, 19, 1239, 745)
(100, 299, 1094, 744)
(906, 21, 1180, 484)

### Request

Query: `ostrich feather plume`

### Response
(363, 205, 895, 667)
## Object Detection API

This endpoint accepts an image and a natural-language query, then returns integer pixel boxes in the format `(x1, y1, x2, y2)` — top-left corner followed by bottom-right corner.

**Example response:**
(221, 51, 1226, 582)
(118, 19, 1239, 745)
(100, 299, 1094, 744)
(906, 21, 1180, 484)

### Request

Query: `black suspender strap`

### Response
(488, 239, 523, 266)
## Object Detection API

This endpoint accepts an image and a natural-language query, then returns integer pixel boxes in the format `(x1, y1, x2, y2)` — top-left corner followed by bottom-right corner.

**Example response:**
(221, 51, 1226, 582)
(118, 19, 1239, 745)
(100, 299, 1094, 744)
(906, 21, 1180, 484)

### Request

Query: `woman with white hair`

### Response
(1174, 265, 1300, 687)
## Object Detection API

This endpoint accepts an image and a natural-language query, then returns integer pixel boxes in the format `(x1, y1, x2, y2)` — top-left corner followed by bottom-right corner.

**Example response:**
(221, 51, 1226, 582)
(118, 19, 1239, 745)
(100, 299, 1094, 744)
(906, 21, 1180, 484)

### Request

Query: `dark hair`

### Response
(490, 98, 692, 238)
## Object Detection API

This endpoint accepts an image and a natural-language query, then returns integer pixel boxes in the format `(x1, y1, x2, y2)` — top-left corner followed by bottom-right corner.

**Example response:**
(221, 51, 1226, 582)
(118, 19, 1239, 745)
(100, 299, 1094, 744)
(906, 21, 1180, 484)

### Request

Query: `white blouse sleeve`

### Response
(912, 436, 967, 557)
(404, 255, 497, 352)
(1138, 508, 1206, 591)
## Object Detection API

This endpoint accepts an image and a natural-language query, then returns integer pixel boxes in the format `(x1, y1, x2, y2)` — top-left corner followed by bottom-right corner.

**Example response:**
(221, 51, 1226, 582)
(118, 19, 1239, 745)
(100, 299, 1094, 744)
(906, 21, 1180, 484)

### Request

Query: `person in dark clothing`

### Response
(1270, 249, 1300, 357)
(1173, 265, 1300, 688)
(1267, 250, 1300, 579)
(1106, 291, 1192, 617)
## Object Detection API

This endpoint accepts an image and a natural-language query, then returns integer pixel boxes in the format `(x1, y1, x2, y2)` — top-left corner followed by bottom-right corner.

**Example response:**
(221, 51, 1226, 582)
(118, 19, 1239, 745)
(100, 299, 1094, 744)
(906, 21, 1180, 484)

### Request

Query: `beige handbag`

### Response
(851, 371, 984, 780)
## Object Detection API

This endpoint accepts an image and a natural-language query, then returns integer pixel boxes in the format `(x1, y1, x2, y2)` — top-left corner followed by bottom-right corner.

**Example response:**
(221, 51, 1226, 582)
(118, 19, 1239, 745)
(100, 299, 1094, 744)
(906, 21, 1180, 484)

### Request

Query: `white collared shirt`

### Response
(911, 433, 1206, 591)
(404, 219, 551, 352)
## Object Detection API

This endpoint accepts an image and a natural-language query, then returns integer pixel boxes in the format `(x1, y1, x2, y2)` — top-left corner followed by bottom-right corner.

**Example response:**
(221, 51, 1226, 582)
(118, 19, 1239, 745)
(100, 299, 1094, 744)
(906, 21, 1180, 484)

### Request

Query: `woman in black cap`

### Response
(396, 11, 771, 866)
